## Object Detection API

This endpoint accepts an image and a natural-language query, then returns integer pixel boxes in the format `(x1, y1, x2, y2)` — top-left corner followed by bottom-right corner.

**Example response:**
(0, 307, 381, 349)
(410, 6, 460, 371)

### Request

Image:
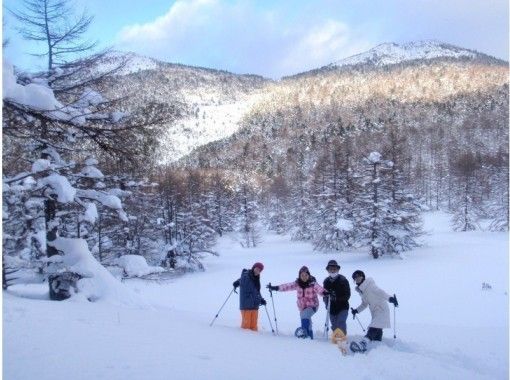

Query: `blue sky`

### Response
(3, 0, 509, 78)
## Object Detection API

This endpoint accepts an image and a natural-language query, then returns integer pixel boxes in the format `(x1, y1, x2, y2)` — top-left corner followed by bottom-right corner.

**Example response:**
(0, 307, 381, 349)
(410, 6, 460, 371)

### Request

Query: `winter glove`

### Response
(266, 284, 279, 291)
(233, 280, 240, 293)
(351, 307, 358, 319)
(389, 295, 398, 307)
(260, 298, 267, 306)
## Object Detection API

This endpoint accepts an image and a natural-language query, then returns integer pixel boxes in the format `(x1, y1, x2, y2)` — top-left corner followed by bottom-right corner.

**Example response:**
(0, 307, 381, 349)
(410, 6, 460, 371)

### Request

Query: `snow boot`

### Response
(302, 318, 313, 339)
(350, 339, 368, 353)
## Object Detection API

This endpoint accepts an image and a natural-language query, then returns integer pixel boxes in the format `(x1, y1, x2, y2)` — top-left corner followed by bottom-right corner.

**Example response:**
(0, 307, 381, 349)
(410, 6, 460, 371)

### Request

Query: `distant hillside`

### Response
(90, 42, 507, 172)
(94, 52, 272, 162)
(178, 41, 507, 216)
(284, 41, 507, 79)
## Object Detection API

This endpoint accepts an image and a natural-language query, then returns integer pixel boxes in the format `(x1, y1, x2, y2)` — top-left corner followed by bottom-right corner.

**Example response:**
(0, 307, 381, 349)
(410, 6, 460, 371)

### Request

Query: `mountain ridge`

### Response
(90, 40, 508, 164)
(100, 40, 507, 80)
(283, 40, 508, 80)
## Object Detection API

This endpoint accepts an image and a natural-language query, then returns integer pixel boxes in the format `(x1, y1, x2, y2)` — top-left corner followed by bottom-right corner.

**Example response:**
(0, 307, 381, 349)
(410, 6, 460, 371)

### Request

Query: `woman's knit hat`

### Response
(252, 262, 264, 271)
(299, 266, 310, 275)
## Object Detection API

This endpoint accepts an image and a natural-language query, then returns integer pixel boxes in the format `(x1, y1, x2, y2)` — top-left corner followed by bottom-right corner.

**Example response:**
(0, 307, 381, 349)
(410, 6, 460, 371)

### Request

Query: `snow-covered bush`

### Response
(114, 255, 165, 278)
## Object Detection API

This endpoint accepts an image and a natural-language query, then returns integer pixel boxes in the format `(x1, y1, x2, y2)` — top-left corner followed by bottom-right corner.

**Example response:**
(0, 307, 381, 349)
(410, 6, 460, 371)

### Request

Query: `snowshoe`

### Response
(350, 340, 367, 353)
(294, 327, 308, 338)
(295, 318, 313, 339)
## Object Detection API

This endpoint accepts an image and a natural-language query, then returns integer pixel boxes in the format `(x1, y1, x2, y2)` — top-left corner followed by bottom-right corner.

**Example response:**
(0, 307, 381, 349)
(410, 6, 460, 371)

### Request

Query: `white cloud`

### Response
(279, 20, 373, 75)
(118, 0, 218, 43)
(114, 0, 507, 78)
(114, 0, 375, 78)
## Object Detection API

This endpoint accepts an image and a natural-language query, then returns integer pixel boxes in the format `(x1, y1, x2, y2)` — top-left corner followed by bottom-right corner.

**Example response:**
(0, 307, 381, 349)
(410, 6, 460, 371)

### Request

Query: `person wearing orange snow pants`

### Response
(233, 262, 266, 331)
(240, 310, 259, 330)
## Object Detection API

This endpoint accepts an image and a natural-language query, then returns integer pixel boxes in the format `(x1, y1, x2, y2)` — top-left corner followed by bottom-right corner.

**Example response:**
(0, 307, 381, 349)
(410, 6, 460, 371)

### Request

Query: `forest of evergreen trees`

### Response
(2, 0, 508, 300)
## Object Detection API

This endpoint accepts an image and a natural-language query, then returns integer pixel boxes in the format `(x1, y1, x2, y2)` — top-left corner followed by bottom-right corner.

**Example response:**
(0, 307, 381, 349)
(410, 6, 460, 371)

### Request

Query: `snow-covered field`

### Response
(3, 212, 508, 380)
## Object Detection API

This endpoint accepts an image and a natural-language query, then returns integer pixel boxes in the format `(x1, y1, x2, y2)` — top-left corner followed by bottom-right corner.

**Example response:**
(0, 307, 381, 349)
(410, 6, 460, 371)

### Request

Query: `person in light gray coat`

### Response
(350, 270, 398, 352)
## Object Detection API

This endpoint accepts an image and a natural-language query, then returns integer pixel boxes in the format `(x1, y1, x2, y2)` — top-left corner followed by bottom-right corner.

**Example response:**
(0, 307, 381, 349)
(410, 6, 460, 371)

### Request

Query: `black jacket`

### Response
(323, 274, 351, 315)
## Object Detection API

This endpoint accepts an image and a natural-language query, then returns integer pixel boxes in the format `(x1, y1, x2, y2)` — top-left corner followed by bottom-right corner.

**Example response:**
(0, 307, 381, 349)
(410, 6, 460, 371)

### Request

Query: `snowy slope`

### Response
(328, 41, 479, 68)
(93, 51, 162, 76)
(88, 51, 271, 163)
(3, 212, 508, 379)
(162, 91, 265, 161)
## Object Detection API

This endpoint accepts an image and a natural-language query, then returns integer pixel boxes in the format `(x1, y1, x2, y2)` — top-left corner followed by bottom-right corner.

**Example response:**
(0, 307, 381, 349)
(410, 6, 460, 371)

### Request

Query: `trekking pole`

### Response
(267, 283, 279, 335)
(263, 305, 275, 335)
(210, 288, 235, 327)
(323, 295, 331, 338)
(393, 294, 398, 339)
(355, 315, 365, 332)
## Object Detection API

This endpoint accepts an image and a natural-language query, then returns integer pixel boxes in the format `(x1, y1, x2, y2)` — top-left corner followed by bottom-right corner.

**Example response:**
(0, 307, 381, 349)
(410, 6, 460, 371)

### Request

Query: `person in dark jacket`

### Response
(233, 262, 266, 331)
(323, 260, 351, 335)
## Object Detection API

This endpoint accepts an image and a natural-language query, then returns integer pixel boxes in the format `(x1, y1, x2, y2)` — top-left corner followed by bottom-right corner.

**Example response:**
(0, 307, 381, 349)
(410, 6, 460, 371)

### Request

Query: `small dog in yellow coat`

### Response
(331, 328, 348, 355)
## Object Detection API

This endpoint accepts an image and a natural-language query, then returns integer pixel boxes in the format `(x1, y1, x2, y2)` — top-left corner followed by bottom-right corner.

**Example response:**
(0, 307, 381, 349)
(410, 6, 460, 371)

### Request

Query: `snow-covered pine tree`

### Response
(382, 123, 424, 255)
(119, 181, 163, 262)
(487, 150, 509, 231)
(450, 152, 481, 231)
(2, 174, 46, 286)
(266, 175, 291, 234)
(289, 153, 313, 241)
(2, 52, 164, 299)
(236, 179, 262, 248)
(353, 151, 394, 259)
(157, 170, 181, 269)
(207, 171, 236, 237)
(310, 139, 356, 252)
(174, 171, 217, 270)
(157, 170, 218, 271)
(77, 171, 137, 265)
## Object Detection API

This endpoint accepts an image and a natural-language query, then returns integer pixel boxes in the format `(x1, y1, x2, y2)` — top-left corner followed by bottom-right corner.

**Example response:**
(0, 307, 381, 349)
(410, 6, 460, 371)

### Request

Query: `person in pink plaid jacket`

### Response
(267, 266, 327, 339)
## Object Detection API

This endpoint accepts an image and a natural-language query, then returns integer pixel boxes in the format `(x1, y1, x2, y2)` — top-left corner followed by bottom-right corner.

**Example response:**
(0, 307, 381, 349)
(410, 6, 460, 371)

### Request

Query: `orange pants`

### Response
(241, 309, 259, 331)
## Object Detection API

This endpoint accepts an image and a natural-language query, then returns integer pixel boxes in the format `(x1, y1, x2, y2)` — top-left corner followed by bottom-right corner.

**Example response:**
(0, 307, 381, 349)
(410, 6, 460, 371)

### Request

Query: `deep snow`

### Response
(3, 212, 508, 380)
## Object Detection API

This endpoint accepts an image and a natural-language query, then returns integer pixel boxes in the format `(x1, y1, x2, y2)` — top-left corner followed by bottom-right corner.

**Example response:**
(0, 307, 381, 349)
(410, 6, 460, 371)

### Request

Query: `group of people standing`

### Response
(232, 260, 398, 349)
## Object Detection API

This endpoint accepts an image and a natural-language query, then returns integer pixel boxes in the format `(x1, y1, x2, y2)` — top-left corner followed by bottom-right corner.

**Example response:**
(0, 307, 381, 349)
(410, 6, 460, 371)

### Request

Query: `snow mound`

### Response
(115, 255, 165, 277)
(51, 237, 147, 306)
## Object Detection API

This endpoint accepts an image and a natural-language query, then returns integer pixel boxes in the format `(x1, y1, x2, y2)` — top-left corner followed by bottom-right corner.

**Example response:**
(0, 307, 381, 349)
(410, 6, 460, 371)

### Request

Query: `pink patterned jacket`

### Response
(278, 280, 326, 311)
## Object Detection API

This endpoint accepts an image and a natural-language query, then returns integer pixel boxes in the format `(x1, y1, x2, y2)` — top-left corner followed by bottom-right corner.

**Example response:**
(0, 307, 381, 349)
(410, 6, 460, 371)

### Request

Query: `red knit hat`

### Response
(252, 262, 264, 271)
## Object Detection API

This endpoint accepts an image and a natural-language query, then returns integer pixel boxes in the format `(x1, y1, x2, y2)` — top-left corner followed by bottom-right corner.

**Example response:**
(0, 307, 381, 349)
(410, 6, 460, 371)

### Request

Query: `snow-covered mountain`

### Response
(284, 40, 506, 80)
(330, 41, 480, 68)
(181, 41, 507, 178)
(89, 42, 507, 164)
